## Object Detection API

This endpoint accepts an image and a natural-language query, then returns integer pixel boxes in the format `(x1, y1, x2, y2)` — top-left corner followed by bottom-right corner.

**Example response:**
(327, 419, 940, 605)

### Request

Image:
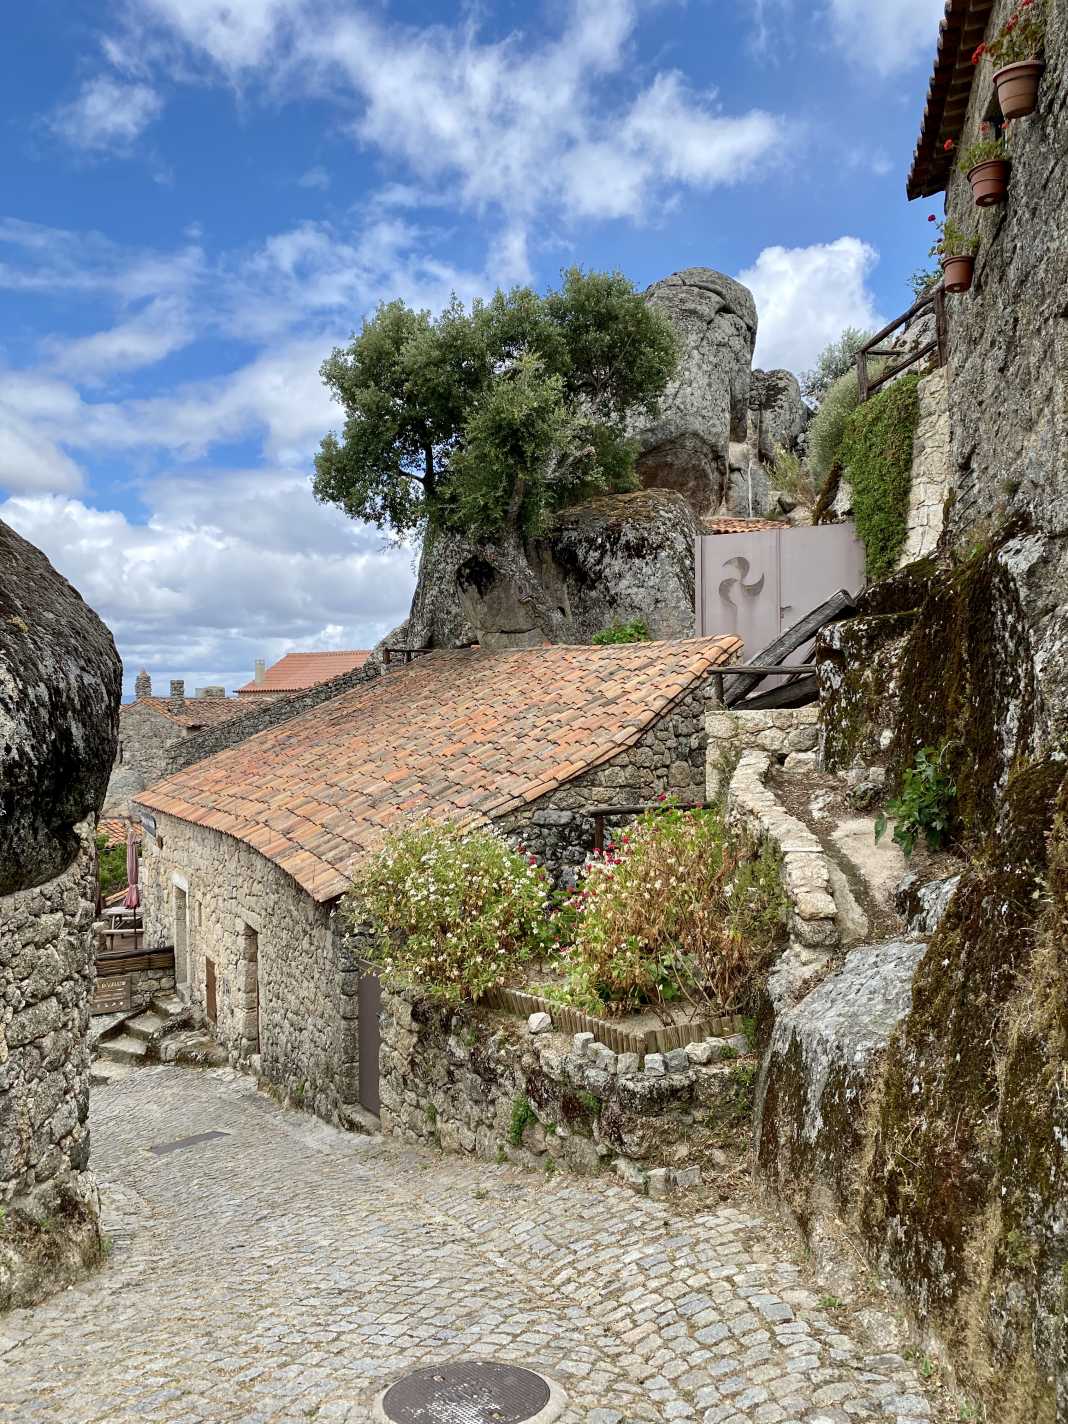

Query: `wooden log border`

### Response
(482, 985, 743, 1059)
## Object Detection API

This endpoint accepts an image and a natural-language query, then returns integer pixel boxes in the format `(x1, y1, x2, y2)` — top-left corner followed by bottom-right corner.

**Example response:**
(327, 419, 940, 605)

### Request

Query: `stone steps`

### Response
(96, 1034, 149, 1065)
(126, 1011, 166, 1043)
(90, 1058, 135, 1087)
(151, 993, 189, 1020)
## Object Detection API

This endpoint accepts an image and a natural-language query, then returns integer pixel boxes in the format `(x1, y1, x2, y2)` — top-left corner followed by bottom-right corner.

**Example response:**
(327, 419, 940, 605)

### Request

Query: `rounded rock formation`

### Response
(634, 268, 758, 518)
(0, 518, 121, 895)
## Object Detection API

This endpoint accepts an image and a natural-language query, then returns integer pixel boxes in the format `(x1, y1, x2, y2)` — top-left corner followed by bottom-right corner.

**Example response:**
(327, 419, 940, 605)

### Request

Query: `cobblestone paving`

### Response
(0, 1066, 934, 1424)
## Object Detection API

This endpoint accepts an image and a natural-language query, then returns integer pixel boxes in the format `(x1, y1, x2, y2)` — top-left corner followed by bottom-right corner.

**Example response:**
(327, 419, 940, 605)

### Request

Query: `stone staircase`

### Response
(91, 993, 192, 1084)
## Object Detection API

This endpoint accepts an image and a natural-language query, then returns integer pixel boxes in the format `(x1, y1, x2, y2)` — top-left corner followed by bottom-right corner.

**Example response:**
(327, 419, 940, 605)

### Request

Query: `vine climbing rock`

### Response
(0, 518, 122, 894)
(634, 267, 758, 518)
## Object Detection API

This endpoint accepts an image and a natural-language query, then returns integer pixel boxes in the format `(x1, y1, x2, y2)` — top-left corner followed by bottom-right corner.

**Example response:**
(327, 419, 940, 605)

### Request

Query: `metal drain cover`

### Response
(380, 1362, 552, 1424)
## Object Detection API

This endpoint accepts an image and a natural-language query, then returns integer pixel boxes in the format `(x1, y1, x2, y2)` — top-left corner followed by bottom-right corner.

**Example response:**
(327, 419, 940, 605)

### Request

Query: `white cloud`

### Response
(826, 0, 945, 76)
(297, 164, 330, 189)
(0, 218, 203, 301)
(44, 296, 194, 381)
(737, 237, 884, 373)
(50, 77, 163, 153)
(1, 474, 415, 695)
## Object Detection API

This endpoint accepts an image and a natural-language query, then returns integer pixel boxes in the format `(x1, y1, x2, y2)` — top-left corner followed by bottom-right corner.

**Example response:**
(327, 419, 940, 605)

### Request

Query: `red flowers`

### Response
(928, 213, 937, 222)
(972, 41, 987, 63)
(1005, 14, 1019, 30)
(943, 139, 956, 152)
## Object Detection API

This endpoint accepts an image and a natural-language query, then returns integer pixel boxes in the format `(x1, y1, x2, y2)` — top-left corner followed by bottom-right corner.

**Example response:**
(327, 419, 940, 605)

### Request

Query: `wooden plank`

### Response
(735, 674, 820, 711)
(723, 589, 856, 706)
(868, 340, 939, 397)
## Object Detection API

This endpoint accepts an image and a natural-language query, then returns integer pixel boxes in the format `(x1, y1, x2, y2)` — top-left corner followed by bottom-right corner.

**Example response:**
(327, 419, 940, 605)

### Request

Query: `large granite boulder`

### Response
(747, 368, 807, 465)
(387, 489, 699, 650)
(0, 519, 121, 894)
(634, 268, 757, 519)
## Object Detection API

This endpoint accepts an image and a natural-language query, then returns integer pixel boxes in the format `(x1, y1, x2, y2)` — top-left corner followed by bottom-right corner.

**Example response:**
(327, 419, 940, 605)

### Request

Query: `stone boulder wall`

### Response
(0, 519, 121, 895)
(747, 368, 807, 467)
(379, 988, 757, 1198)
(390, 489, 699, 650)
(634, 268, 757, 518)
(0, 822, 104, 1309)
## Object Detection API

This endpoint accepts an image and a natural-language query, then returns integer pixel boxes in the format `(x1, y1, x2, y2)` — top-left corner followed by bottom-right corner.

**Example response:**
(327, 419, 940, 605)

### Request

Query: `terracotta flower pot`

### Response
(968, 158, 1010, 207)
(994, 60, 1044, 120)
(941, 254, 975, 294)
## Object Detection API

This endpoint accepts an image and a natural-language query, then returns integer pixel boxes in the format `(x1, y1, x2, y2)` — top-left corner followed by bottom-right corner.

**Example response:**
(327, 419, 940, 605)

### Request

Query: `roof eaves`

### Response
(907, 0, 996, 200)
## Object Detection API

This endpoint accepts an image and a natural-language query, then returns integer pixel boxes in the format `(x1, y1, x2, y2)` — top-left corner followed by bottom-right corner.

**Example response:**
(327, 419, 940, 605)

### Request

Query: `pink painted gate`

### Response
(695, 525, 866, 665)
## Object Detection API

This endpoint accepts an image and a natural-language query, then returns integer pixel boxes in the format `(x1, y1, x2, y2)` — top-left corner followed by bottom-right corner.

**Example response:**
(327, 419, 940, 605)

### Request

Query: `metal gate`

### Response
(357, 968, 382, 1116)
(695, 524, 866, 662)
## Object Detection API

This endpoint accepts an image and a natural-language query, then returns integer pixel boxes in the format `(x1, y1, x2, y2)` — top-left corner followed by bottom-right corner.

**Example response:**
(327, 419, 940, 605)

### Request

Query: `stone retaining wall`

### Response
(379, 987, 755, 1197)
(705, 707, 819, 797)
(898, 368, 949, 568)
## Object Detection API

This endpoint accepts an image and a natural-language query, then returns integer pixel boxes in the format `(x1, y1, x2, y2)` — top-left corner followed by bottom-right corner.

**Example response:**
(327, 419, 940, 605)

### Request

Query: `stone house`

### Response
(235, 649, 370, 700)
(103, 673, 255, 814)
(133, 636, 739, 1123)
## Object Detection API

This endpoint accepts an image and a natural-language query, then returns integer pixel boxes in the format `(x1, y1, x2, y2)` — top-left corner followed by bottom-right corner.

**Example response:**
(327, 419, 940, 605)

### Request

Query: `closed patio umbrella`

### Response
(123, 822, 141, 911)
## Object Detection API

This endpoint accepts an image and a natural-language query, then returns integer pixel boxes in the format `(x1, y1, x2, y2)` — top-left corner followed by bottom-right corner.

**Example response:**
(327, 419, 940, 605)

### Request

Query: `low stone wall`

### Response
(379, 988, 755, 1197)
(898, 369, 949, 568)
(0, 821, 102, 1309)
(705, 706, 819, 796)
(494, 679, 712, 885)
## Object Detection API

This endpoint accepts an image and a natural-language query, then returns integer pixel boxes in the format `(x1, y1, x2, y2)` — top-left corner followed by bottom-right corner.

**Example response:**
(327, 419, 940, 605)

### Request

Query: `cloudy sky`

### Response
(1, 0, 945, 696)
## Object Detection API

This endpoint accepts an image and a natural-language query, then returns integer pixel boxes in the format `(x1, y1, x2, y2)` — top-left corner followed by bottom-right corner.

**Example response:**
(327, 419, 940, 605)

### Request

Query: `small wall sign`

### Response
(138, 811, 157, 840)
(92, 975, 132, 1016)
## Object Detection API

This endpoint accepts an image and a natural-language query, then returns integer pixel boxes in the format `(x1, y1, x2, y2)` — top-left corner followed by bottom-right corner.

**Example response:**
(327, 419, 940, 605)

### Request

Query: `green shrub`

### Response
(767, 444, 819, 514)
(344, 821, 552, 1003)
(876, 742, 957, 856)
(591, 618, 650, 645)
(509, 1095, 537, 1146)
(839, 371, 921, 580)
(801, 327, 873, 404)
(808, 370, 863, 480)
(95, 834, 129, 899)
(549, 807, 785, 1016)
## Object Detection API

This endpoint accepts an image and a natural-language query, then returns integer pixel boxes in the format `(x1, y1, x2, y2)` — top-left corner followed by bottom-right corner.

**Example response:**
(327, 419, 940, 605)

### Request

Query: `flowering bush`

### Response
(928, 217, 980, 260)
(545, 807, 785, 1016)
(958, 127, 1007, 173)
(974, 0, 1046, 67)
(345, 820, 552, 1003)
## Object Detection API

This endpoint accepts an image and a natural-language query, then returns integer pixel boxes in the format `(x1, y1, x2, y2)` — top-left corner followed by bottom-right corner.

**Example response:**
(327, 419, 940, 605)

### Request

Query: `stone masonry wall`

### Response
(379, 987, 755, 1199)
(137, 812, 349, 1123)
(941, 0, 1068, 744)
(704, 706, 819, 798)
(898, 368, 950, 567)
(0, 819, 98, 1213)
(104, 702, 185, 812)
(494, 679, 713, 884)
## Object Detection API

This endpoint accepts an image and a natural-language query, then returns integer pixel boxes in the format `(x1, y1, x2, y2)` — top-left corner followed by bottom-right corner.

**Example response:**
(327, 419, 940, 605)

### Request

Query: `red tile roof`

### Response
(235, 650, 371, 696)
(123, 696, 254, 731)
(701, 516, 789, 534)
(99, 817, 142, 848)
(137, 637, 742, 904)
(907, 0, 995, 199)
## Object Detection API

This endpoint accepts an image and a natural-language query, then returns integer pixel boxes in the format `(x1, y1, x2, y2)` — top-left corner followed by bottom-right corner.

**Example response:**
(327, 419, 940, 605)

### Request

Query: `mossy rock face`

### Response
(817, 612, 916, 772)
(888, 535, 1041, 843)
(860, 761, 1066, 1420)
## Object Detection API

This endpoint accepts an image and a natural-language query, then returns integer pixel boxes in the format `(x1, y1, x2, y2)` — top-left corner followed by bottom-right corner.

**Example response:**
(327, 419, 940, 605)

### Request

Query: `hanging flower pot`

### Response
(941, 254, 975, 294)
(967, 158, 1010, 206)
(993, 59, 1045, 119)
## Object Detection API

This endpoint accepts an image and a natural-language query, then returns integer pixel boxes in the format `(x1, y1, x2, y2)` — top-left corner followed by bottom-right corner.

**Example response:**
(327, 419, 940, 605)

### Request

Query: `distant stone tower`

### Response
(135, 668, 152, 700)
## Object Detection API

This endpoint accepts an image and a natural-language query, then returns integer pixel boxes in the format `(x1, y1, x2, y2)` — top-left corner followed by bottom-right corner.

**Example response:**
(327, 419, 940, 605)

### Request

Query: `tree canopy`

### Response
(800, 326, 873, 405)
(312, 268, 678, 544)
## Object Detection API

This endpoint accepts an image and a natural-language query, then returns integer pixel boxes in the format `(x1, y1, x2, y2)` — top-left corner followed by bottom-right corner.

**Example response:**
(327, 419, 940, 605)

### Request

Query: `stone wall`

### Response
(378, 987, 755, 1198)
(105, 702, 185, 811)
(0, 821, 102, 1307)
(704, 706, 819, 797)
(898, 368, 949, 567)
(494, 679, 712, 884)
(940, 0, 1068, 744)
(137, 811, 349, 1123)
(163, 661, 382, 777)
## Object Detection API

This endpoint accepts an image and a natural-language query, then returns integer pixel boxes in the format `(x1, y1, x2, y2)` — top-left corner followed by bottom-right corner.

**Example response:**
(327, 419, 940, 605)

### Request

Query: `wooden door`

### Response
(205, 957, 217, 1024)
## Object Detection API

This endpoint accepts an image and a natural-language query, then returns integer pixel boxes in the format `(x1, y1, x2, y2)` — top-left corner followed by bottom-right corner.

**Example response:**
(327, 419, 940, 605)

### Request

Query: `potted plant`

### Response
(958, 125, 1010, 206)
(929, 215, 980, 293)
(973, 0, 1047, 120)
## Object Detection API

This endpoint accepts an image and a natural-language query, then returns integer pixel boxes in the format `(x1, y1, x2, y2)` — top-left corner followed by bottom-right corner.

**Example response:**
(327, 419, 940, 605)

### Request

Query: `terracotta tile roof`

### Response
(137, 637, 742, 904)
(123, 696, 254, 731)
(99, 817, 142, 848)
(235, 650, 371, 696)
(907, 0, 995, 199)
(701, 516, 789, 534)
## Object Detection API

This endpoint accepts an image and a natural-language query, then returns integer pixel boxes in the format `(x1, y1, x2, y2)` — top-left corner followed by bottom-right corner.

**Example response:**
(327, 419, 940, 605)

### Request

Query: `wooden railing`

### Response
(856, 285, 947, 403)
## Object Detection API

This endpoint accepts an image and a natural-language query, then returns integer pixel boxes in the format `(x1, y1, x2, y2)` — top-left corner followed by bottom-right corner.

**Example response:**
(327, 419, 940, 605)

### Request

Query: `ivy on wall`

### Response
(840, 372, 922, 581)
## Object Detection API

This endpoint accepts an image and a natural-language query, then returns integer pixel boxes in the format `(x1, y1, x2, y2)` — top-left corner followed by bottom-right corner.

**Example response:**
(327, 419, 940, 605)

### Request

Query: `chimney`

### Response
(135, 669, 152, 700)
(254, 658, 266, 686)
(195, 686, 226, 699)
(169, 679, 186, 712)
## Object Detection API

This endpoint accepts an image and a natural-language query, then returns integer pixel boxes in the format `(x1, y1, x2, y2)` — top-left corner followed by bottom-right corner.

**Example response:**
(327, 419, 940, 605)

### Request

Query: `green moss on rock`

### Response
(840, 373, 922, 581)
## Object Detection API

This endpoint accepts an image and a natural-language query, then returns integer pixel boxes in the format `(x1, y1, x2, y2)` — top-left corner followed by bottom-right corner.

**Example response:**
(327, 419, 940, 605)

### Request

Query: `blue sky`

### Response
(0, 0, 946, 695)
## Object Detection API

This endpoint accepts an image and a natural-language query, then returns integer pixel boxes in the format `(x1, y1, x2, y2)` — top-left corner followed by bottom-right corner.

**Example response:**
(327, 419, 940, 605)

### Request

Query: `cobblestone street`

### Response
(0, 1066, 934, 1424)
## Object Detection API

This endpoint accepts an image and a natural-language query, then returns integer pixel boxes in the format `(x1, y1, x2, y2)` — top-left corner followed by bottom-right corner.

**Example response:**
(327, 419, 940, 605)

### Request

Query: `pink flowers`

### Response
(928, 213, 937, 221)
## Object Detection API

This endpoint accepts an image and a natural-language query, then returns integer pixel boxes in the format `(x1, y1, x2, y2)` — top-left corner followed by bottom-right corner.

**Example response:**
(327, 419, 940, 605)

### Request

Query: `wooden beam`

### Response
(723, 589, 855, 706)
(734, 674, 820, 711)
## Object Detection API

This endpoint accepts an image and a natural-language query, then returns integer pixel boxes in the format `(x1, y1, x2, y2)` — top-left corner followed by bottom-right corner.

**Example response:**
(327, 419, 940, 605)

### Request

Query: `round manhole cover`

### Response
(379, 1362, 556, 1424)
